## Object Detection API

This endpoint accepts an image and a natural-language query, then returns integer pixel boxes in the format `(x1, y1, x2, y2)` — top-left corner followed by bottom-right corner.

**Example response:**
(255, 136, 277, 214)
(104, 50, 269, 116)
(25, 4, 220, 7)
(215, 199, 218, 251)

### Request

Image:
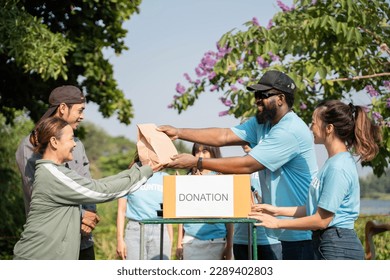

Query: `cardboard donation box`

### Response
(163, 175, 251, 218)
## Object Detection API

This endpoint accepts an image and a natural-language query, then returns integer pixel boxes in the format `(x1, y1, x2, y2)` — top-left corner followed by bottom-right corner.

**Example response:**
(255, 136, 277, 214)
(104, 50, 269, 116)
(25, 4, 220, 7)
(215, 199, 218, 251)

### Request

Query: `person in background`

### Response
(250, 100, 382, 260)
(15, 85, 99, 259)
(233, 143, 282, 260)
(116, 152, 172, 260)
(176, 143, 233, 260)
(13, 117, 158, 260)
(159, 70, 318, 260)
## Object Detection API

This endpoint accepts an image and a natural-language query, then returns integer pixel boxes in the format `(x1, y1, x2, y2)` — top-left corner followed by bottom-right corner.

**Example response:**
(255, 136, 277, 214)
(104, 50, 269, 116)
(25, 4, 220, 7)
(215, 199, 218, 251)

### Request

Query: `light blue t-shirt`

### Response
(126, 171, 168, 220)
(231, 113, 318, 241)
(184, 171, 227, 240)
(307, 152, 360, 229)
(234, 172, 280, 245)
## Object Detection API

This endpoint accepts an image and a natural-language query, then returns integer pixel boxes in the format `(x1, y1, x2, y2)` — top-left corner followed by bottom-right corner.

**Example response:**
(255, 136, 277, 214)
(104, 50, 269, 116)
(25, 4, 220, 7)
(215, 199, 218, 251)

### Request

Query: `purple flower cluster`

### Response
(269, 51, 280, 62)
(256, 56, 269, 68)
(383, 80, 390, 91)
(174, 42, 233, 98)
(372, 111, 383, 123)
(195, 51, 217, 78)
(252, 17, 260, 26)
(256, 52, 279, 69)
(175, 83, 186, 94)
(218, 110, 229, 117)
(216, 43, 233, 59)
(267, 19, 273, 29)
(365, 85, 379, 97)
(230, 85, 238, 92)
(300, 102, 307, 110)
(220, 97, 233, 107)
(210, 85, 219, 92)
(277, 0, 295, 12)
(184, 73, 192, 83)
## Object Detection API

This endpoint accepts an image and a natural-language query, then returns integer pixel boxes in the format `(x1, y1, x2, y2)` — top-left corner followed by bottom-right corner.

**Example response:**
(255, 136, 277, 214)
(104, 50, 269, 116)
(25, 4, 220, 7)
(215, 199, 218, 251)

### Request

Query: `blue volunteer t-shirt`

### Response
(231, 113, 318, 241)
(307, 152, 360, 229)
(126, 171, 168, 220)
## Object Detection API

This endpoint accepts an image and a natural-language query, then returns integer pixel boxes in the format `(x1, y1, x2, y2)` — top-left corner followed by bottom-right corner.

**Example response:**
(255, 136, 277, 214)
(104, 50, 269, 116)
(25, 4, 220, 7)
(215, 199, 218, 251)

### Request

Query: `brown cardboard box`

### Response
(163, 174, 251, 218)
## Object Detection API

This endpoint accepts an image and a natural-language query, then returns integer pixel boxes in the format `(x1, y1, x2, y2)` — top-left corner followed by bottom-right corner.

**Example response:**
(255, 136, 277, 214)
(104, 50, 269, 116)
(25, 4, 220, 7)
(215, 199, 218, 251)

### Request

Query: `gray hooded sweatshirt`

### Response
(13, 160, 152, 260)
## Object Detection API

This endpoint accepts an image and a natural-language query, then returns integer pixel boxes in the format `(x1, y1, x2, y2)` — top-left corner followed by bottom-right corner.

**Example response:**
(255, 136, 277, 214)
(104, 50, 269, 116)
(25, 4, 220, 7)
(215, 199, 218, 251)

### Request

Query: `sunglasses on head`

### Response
(254, 90, 281, 100)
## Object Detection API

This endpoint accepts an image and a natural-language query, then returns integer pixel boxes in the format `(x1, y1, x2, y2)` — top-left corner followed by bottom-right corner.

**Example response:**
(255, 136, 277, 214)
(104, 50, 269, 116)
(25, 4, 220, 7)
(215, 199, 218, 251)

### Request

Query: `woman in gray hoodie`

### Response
(14, 117, 159, 260)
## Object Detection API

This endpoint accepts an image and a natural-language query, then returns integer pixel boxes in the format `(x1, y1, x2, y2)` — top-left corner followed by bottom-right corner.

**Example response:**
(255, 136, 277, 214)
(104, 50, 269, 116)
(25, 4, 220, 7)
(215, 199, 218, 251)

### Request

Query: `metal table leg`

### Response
(247, 222, 253, 260)
(160, 224, 164, 260)
(252, 225, 257, 260)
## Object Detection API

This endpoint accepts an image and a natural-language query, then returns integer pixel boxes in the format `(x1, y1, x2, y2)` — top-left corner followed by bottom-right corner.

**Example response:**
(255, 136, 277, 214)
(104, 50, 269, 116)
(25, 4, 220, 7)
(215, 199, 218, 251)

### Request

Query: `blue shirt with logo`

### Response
(307, 152, 359, 229)
(231, 113, 318, 241)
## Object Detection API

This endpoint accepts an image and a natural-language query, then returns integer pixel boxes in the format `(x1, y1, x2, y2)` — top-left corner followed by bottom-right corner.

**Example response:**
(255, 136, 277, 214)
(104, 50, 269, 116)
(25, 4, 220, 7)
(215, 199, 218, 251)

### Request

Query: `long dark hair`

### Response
(190, 143, 222, 174)
(191, 143, 222, 158)
(315, 100, 382, 162)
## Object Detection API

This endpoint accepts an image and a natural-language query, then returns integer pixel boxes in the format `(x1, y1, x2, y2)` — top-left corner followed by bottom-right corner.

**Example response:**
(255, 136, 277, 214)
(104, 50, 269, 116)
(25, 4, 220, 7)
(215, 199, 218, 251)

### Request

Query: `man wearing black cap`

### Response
(158, 70, 318, 260)
(15, 85, 99, 260)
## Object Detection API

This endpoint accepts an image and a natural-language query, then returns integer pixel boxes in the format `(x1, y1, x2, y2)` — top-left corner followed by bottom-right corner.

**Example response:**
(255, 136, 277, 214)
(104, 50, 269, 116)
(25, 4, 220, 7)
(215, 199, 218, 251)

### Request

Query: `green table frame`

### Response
(139, 218, 258, 260)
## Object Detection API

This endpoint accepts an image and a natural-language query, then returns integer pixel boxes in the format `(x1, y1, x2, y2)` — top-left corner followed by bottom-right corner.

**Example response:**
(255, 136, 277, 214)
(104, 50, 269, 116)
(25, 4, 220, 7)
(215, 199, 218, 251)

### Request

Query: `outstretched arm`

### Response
(249, 207, 334, 231)
(157, 125, 247, 147)
(166, 154, 265, 174)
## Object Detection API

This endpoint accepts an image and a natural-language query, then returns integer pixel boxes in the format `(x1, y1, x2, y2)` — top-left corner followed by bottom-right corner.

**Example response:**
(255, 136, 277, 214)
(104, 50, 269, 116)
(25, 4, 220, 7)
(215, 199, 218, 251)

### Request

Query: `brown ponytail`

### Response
(316, 100, 382, 162)
(353, 106, 382, 161)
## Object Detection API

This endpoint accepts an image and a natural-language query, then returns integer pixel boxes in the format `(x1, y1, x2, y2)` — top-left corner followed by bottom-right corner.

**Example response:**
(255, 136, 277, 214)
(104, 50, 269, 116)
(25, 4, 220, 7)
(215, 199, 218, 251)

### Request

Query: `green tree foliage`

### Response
(170, 0, 390, 176)
(0, 111, 33, 259)
(0, 0, 141, 125)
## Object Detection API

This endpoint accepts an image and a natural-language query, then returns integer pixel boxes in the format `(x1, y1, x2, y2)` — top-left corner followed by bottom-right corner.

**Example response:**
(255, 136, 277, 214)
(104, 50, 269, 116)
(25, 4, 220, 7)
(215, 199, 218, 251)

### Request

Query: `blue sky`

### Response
(84, 0, 372, 175)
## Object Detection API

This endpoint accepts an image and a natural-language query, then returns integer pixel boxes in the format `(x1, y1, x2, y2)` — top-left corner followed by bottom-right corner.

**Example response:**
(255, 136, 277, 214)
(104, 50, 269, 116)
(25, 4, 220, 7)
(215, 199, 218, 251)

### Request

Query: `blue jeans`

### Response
(312, 227, 364, 260)
(233, 243, 282, 260)
(125, 220, 171, 260)
(281, 240, 314, 260)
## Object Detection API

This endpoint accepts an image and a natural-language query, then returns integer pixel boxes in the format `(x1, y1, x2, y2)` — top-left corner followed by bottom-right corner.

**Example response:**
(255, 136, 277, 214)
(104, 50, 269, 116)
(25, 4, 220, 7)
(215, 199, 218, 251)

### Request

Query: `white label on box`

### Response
(175, 175, 234, 217)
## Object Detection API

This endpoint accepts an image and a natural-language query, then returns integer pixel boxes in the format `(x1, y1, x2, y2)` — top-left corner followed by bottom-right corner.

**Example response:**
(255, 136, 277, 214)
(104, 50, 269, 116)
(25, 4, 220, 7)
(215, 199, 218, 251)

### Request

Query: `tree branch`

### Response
(329, 72, 390, 82)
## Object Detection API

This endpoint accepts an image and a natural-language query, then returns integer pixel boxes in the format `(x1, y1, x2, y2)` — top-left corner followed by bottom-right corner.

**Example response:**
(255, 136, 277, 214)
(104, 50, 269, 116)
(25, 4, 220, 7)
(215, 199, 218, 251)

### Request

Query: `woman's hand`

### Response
(150, 163, 164, 172)
(116, 239, 127, 260)
(222, 245, 233, 260)
(248, 212, 280, 229)
(251, 203, 279, 216)
(176, 246, 183, 260)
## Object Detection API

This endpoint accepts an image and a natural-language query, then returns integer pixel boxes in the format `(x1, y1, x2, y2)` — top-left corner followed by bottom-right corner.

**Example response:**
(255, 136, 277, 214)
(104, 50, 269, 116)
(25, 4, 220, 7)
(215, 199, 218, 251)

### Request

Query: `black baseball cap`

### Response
(247, 70, 296, 94)
(38, 85, 85, 123)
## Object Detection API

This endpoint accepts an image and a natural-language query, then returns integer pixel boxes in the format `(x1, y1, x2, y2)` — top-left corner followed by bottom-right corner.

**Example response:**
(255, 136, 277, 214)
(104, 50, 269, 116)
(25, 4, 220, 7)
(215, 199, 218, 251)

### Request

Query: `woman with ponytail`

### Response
(250, 100, 382, 260)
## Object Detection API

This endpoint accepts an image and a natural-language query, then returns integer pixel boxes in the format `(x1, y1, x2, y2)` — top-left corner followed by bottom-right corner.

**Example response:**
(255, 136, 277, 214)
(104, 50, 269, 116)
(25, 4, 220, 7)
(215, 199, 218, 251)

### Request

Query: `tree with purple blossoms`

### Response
(170, 0, 390, 176)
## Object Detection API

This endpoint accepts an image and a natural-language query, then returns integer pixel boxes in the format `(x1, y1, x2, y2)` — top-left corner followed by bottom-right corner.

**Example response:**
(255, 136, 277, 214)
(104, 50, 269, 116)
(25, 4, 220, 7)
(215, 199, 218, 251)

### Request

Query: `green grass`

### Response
(94, 201, 389, 260)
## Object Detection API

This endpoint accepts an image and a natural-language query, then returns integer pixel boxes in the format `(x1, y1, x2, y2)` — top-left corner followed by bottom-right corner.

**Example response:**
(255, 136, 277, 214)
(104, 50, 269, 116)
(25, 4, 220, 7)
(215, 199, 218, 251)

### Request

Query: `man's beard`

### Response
(256, 100, 277, 124)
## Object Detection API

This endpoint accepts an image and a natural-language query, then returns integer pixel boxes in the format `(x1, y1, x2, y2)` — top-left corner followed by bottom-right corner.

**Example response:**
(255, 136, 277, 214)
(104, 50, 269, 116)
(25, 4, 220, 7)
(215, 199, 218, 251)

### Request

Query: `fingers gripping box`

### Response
(163, 175, 251, 218)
